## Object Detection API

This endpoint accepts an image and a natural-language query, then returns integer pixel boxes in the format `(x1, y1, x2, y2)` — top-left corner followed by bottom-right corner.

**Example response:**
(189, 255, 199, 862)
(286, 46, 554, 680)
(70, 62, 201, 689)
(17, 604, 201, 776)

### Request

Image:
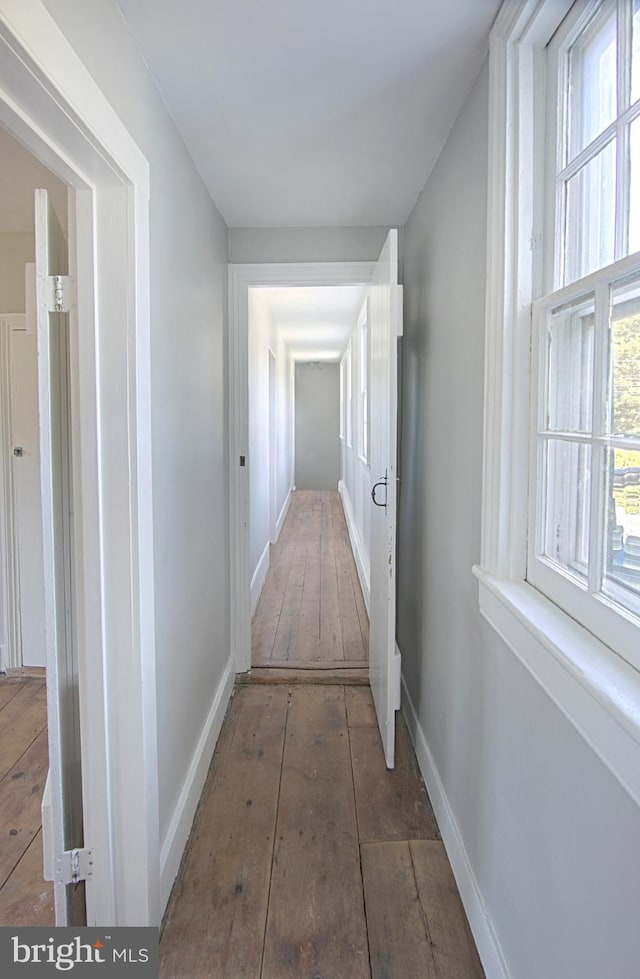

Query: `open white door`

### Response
(369, 229, 402, 769)
(36, 189, 86, 925)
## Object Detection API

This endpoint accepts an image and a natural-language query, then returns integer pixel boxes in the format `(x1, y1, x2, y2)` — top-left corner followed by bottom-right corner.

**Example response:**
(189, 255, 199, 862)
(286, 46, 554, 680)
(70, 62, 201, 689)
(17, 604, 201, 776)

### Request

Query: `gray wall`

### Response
(228, 226, 390, 263)
(398, 58, 640, 979)
(295, 362, 340, 490)
(44, 0, 230, 885)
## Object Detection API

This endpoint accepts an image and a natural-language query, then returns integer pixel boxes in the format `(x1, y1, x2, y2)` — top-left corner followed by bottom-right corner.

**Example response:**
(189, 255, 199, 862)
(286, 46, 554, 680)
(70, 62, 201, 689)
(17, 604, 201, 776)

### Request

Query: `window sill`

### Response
(473, 567, 640, 807)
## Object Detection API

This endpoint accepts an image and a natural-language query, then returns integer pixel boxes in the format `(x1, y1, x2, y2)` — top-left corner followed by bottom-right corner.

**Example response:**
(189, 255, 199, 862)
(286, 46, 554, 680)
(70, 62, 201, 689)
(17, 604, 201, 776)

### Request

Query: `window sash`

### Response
(529, 252, 640, 671)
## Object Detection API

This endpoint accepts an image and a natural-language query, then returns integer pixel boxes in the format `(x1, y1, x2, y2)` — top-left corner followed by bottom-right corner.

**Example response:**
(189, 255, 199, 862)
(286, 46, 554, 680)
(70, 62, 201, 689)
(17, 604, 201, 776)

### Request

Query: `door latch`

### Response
(13, 447, 24, 457)
(371, 472, 388, 508)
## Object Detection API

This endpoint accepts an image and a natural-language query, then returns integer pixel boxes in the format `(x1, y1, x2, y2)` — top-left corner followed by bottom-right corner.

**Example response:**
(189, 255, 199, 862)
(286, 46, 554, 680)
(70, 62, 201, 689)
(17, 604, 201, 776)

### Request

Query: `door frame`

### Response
(228, 262, 375, 673)
(0, 313, 26, 671)
(0, 2, 159, 925)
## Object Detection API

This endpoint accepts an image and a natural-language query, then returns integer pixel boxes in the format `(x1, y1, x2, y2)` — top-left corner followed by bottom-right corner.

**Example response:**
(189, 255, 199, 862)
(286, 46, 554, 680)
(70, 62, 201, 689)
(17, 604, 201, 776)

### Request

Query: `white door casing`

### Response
(0, 1, 158, 925)
(368, 229, 402, 769)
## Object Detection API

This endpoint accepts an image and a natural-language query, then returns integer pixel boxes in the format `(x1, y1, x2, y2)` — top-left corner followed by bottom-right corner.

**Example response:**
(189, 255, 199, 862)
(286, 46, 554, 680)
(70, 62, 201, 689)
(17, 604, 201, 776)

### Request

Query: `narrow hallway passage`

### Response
(252, 491, 368, 669)
(160, 682, 485, 978)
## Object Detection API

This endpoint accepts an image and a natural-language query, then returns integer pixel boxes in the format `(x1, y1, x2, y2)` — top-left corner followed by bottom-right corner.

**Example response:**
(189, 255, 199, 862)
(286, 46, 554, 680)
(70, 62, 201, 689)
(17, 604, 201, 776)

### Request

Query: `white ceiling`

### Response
(254, 285, 367, 361)
(0, 125, 68, 233)
(117, 0, 501, 228)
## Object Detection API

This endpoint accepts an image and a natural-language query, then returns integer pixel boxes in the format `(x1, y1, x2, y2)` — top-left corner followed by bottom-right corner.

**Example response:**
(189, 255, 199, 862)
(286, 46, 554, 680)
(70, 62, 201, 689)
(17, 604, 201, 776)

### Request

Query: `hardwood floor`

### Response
(161, 684, 484, 979)
(252, 490, 369, 669)
(0, 676, 54, 925)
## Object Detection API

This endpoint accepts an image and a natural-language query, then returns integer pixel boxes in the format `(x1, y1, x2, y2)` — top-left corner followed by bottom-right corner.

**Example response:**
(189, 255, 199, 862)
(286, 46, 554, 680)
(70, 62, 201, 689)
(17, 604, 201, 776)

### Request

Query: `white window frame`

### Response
(528, 1, 640, 672)
(475, 0, 640, 810)
(357, 298, 370, 466)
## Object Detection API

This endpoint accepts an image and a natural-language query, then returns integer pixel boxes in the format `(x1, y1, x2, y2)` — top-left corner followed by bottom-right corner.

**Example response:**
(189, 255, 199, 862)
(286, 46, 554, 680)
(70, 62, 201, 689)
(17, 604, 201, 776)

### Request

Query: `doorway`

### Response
(229, 237, 402, 764)
(0, 5, 159, 925)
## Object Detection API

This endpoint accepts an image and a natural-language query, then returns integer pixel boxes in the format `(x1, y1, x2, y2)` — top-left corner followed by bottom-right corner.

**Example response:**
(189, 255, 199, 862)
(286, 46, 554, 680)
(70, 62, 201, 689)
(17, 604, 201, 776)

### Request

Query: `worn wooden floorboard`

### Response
(0, 677, 52, 926)
(0, 729, 49, 888)
(252, 490, 369, 669)
(239, 667, 370, 685)
(161, 681, 484, 978)
(0, 831, 54, 927)
(160, 686, 289, 979)
(0, 679, 26, 711)
(0, 682, 47, 783)
(410, 840, 485, 979)
(261, 686, 369, 979)
(361, 840, 438, 979)
(350, 713, 439, 843)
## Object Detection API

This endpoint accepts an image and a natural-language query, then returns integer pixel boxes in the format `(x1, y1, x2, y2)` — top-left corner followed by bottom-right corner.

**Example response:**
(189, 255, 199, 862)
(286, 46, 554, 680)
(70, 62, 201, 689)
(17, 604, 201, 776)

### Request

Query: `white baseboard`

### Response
(275, 488, 292, 541)
(338, 480, 370, 612)
(250, 541, 270, 616)
(401, 668, 510, 979)
(159, 654, 236, 914)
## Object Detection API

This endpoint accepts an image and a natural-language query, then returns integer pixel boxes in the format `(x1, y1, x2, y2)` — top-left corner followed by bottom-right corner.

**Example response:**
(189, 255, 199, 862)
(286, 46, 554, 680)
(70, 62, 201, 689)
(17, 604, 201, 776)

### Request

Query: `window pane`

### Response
(632, 0, 640, 105)
(564, 141, 616, 284)
(630, 116, 640, 255)
(568, 4, 617, 161)
(607, 279, 640, 437)
(546, 297, 595, 433)
(541, 439, 591, 582)
(603, 447, 640, 611)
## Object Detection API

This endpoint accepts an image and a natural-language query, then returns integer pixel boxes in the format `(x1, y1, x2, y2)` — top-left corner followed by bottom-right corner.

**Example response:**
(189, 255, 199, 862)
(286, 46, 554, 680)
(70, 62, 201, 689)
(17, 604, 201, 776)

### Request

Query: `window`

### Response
(529, 0, 640, 670)
(358, 299, 369, 464)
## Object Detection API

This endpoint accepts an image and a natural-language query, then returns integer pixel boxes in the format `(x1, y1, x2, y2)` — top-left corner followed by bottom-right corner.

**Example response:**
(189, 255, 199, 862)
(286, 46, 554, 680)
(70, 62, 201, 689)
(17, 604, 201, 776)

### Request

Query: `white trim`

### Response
(275, 487, 292, 540)
(0, 1, 158, 925)
(0, 314, 26, 673)
(338, 478, 370, 611)
(481, 0, 574, 580)
(401, 667, 510, 979)
(251, 541, 270, 617)
(474, 568, 640, 807)
(159, 654, 236, 914)
(229, 261, 376, 673)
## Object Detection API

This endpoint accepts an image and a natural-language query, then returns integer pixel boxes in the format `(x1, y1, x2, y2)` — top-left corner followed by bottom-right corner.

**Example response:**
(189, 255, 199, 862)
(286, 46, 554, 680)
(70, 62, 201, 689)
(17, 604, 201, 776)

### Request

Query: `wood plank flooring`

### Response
(0, 676, 54, 926)
(252, 491, 369, 669)
(161, 684, 485, 979)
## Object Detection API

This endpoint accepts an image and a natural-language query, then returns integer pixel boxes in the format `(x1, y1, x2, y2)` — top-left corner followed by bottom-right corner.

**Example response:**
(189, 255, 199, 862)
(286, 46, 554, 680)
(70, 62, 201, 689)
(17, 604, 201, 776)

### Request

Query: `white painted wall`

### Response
(42, 0, 231, 910)
(294, 362, 340, 490)
(0, 234, 33, 312)
(248, 290, 293, 591)
(228, 226, 390, 264)
(398, 59, 640, 979)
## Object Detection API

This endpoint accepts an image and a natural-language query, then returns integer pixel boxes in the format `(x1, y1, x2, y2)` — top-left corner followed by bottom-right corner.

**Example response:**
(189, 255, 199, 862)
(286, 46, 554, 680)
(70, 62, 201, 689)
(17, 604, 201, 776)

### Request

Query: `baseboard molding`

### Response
(275, 488, 292, 541)
(401, 668, 510, 979)
(338, 480, 370, 611)
(250, 541, 270, 616)
(159, 654, 236, 914)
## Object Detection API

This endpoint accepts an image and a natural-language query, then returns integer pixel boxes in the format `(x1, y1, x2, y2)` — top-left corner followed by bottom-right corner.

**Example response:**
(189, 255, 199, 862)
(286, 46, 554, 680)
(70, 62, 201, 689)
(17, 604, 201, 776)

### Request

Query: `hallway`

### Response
(252, 491, 369, 669)
(160, 682, 484, 978)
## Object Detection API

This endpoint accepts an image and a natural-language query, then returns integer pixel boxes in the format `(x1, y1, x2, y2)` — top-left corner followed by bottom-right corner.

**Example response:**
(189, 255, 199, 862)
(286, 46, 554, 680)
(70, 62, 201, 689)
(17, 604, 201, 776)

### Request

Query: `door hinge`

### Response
(45, 274, 73, 313)
(54, 847, 93, 885)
